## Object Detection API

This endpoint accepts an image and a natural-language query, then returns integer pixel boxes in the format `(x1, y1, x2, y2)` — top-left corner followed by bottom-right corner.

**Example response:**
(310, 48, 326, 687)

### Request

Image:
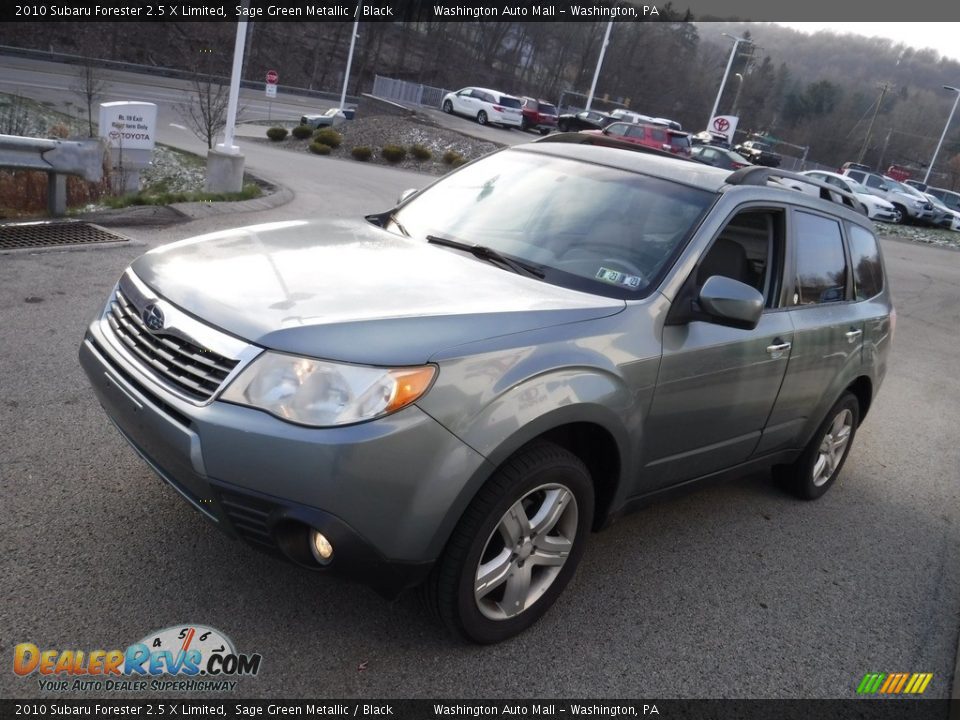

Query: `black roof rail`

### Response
(725, 166, 868, 217)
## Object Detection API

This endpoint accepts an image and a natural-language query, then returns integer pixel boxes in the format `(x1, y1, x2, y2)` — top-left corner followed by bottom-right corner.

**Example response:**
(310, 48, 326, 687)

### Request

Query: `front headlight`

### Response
(221, 351, 436, 427)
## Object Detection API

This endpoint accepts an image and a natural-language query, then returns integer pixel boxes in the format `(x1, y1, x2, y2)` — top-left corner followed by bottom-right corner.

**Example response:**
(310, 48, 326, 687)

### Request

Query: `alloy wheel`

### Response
(812, 409, 853, 486)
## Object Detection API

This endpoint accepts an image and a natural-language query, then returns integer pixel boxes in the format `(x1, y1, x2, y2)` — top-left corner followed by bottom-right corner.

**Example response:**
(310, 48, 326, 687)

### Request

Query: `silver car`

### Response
(80, 144, 893, 643)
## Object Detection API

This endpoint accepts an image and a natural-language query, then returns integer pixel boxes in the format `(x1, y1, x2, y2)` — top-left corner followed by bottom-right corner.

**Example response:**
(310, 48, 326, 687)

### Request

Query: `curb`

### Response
(169, 182, 295, 220)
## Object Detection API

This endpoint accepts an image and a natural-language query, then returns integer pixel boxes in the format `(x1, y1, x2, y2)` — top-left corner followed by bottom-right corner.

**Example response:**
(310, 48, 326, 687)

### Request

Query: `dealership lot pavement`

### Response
(1, 186, 958, 699)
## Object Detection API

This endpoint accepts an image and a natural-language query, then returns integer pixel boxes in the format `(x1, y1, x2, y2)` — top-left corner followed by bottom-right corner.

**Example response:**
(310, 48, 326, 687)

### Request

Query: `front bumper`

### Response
(79, 320, 488, 597)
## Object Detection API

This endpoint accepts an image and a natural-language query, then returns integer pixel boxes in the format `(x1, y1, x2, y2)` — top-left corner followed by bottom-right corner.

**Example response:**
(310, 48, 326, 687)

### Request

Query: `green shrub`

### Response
(313, 128, 343, 148)
(351, 146, 372, 161)
(309, 141, 332, 155)
(410, 143, 432, 161)
(266, 127, 288, 141)
(381, 145, 407, 164)
(442, 149, 464, 165)
(291, 124, 313, 140)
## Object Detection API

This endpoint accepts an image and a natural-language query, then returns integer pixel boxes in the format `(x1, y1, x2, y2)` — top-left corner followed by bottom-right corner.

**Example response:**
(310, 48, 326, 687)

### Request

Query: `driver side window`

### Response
(696, 209, 783, 309)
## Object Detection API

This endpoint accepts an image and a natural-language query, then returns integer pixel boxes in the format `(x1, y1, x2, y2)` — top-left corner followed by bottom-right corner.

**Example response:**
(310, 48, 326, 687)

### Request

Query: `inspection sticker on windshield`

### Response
(596, 267, 642, 288)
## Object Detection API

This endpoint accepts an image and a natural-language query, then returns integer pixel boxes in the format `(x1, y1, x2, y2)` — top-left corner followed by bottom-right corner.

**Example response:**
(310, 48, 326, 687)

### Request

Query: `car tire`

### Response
(521, 117, 530, 131)
(539, 128, 550, 136)
(891, 208, 903, 224)
(423, 441, 593, 644)
(558, 121, 569, 132)
(777, 392, 860, 500)
(477, 111, 488, 126)
(442, 100, 453, 114)
(893, 204, 909, 225)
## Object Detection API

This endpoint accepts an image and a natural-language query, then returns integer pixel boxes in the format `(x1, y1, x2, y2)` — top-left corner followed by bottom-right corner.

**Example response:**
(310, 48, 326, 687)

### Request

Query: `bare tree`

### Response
(176, 49, 239, 150)
(176, 75, 231, 149)
(0, 92, 29, 135)
(72, 64, 108, 137)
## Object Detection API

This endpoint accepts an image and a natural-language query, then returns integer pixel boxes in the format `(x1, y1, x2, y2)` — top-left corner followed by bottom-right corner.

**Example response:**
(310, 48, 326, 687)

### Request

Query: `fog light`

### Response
(310, 530, 334, 565)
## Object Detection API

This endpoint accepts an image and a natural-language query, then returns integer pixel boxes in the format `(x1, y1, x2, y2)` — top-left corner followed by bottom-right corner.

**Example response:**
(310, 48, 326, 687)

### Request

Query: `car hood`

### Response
(132, 220, 625, 365)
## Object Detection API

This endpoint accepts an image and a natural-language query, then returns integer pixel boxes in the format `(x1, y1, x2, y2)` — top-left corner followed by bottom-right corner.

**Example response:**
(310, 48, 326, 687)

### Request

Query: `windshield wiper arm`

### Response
(426, 235, 545, 279)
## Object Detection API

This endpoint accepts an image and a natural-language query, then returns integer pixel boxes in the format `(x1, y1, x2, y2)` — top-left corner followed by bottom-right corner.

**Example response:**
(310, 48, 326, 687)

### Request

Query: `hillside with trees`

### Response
(2, 19, 958, 186)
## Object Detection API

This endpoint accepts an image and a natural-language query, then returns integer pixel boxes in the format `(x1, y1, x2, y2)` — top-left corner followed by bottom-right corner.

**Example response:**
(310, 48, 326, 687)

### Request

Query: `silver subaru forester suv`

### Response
(80, 140, 893, 643)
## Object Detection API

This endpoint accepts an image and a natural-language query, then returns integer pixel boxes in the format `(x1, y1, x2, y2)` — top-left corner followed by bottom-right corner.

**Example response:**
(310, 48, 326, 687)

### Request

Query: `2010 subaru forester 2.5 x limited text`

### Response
(80, 141, 893, 644)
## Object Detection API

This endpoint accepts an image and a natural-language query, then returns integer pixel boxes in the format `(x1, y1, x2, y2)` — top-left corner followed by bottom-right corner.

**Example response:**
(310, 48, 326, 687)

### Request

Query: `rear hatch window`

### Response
(669, 133, 691, 150)
(540, 103, 558, 116)
(498, 96, 522, 109)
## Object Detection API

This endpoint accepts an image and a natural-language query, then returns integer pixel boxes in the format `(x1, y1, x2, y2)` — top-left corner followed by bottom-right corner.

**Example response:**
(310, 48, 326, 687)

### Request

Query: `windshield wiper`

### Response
(426, 235, 545, 279)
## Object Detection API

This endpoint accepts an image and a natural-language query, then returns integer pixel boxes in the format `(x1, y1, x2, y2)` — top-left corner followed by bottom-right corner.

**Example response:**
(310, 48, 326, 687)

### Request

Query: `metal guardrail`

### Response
(0, 44, 360, 105)
(0, 133, 105, 216)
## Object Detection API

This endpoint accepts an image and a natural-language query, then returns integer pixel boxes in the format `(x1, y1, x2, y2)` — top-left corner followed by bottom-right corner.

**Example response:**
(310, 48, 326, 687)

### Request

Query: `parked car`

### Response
(842, 169, 936, 225)
(923, 193, 960, 231)
(691, 144, 751, 170)
(898, 181, 948, 227)
(734, 139, 782, 168)
(786, 171, 900, 223)
(586, 122, 692, 158)
(608, 108, 649, 124)
(81, 145, 892, 644)
(904, 180, 928, 193)
(299, 109, 347, 129)
(839, 161, 872, 175)
(925, 186, 960, 218)
(691, 130, 732, 149)
(556, 109, 614, 132)
(441, 87, 523, 128)
(520, 97, 558, 135)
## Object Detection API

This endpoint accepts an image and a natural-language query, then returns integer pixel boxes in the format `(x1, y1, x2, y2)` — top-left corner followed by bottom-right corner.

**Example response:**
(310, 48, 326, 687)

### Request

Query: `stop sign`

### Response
(266, 70, 278, 85)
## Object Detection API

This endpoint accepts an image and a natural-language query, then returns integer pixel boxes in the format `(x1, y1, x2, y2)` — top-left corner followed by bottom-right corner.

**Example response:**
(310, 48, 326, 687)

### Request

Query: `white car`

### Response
(795, 171, 900, 223)
(440, 87, 523, 128)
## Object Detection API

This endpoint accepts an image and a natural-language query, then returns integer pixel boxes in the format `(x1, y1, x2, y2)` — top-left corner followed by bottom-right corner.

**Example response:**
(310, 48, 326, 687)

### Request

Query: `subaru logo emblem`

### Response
(142, 303, 165, 332)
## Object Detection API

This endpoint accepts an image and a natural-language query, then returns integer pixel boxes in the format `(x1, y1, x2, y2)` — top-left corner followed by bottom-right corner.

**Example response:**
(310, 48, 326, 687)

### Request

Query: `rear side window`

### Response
(847, 225, 884, 300)
(793, 211, 847, 305)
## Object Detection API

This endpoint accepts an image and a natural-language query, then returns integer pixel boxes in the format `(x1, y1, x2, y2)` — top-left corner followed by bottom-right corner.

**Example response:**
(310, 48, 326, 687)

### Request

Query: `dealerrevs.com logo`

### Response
(13, 625, 262, 693)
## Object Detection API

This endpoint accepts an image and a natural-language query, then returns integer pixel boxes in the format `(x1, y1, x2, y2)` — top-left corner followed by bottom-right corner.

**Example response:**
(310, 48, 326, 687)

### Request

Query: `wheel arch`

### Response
(425, 406, 630, 561)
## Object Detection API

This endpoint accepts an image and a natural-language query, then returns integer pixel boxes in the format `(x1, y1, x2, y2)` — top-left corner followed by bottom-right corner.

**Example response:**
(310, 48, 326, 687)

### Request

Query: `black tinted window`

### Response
(847, 225, 884, 300)
(499, 96, 522, 109)
(540, 103, 557, 114)
(793, 212, 847, 305)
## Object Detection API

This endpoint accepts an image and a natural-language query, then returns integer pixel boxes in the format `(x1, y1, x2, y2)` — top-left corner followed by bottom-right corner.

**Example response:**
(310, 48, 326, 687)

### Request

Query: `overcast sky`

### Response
(778, 23, 960, 64)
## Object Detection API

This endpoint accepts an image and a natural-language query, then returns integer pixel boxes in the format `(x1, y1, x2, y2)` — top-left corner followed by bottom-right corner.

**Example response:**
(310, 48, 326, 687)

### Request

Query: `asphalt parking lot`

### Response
(1, 162, 958, 699)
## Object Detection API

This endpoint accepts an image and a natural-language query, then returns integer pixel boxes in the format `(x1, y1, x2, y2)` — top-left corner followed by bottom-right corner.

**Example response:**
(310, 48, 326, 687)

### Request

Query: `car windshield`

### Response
(389, 150, 715, 298)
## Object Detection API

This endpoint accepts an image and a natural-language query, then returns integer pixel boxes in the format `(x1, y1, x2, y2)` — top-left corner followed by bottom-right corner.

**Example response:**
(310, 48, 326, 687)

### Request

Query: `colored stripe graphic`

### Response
(857, 672, 932, 695)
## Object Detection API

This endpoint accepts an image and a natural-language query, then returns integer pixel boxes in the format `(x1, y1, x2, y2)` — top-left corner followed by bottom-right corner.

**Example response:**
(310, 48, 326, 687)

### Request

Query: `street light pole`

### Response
(923, 85, 960, 184)
(217, 4, 249, 154)
(585, 21, 614, 111)
(731, 73, 744, 117)
(707, 34, 747, 129)
(339, 18, 359, 111)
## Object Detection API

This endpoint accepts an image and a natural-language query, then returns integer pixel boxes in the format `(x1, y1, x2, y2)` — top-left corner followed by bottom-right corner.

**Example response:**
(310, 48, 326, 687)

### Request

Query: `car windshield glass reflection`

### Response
(391, 151, 714, 298)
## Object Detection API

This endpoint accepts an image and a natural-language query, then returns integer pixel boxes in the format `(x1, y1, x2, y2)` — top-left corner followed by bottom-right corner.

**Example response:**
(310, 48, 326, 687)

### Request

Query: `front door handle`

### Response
(846, 328, 863, 343)
(766, 340, 792, 358)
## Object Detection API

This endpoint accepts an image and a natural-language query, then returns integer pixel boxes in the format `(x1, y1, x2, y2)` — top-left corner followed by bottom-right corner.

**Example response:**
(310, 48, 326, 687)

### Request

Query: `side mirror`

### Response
(697, 276, 764, 330)
(397, 188, 417, 205)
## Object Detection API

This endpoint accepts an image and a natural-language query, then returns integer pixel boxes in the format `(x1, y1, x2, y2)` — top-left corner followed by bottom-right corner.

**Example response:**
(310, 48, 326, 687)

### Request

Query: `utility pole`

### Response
(876, 127, 893, 172)
(585, 21, 614, 111)
(857, 83, 892, 165)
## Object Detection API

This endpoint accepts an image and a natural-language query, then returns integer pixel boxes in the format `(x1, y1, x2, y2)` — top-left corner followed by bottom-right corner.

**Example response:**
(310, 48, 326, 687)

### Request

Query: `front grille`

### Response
(106, 289, 239, 401)
(219, 491, 277, 550)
